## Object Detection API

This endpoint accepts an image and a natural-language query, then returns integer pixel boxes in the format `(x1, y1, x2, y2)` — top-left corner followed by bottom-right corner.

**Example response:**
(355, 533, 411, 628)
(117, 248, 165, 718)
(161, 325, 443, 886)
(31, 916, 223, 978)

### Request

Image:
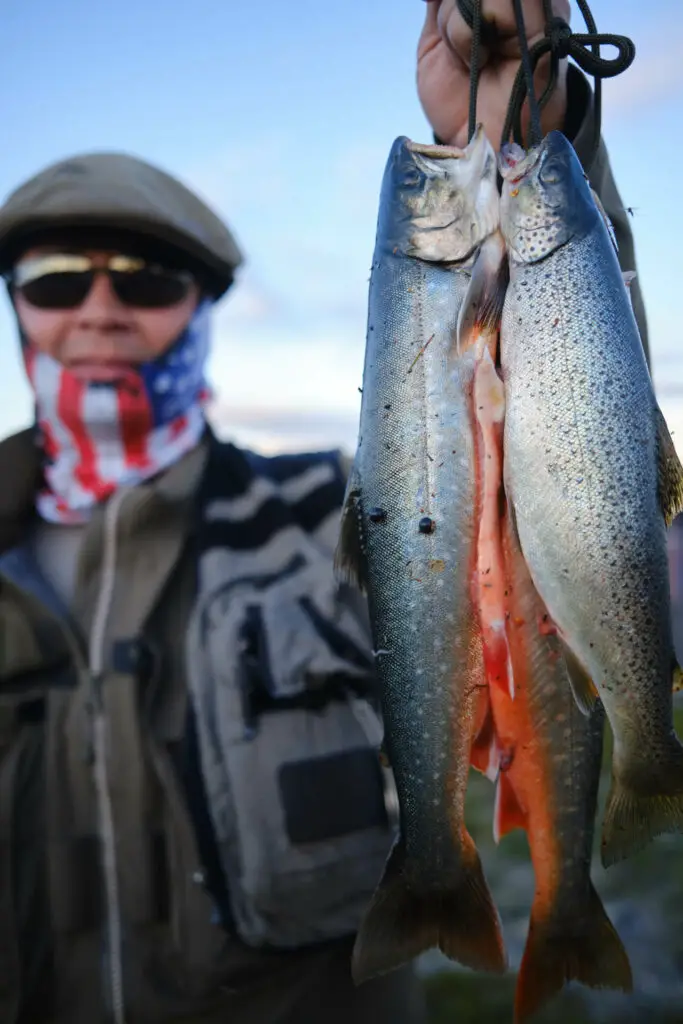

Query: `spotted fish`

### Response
(487, 508, 633, 1022)
(335, 128, 507, 981)
(499, 129, 683, 868)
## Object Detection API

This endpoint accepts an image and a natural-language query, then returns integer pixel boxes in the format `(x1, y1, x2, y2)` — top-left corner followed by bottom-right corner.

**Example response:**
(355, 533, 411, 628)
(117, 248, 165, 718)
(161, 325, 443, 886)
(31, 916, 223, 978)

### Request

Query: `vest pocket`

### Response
(187, 564, 397, 950)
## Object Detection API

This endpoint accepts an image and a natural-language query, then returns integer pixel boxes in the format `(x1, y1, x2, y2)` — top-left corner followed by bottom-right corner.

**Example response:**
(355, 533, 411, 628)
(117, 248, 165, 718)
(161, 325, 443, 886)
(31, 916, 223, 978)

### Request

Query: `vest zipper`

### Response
(88, 488, 131, 1024)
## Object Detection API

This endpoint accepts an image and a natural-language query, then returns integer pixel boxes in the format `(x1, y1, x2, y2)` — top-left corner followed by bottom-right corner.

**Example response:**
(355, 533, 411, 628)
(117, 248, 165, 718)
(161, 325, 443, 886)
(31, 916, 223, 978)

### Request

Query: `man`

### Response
(0, 3, 647, 1022)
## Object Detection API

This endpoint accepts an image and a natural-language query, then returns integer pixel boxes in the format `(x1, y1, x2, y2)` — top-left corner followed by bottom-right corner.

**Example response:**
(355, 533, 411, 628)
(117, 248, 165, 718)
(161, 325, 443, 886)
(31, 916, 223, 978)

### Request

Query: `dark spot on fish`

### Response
(369, 507, 387, 523)
(419, 516, 435, 535)
(358, 387, 363, 394)
(384, 404, 391, 410)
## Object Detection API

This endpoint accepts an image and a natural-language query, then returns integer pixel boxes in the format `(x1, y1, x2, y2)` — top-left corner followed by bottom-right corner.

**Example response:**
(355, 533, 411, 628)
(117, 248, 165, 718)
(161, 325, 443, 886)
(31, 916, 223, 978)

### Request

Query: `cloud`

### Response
(213, 269, 290, 331)
(592, 23, 683, 118)
(177, 137, 291, 235)
(207, 399, 359, 454)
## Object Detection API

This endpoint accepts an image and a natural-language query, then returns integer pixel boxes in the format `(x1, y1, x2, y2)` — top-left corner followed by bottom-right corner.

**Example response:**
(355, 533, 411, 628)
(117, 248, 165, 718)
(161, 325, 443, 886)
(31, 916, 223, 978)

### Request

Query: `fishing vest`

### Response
(0, 430, 398, 1022)
(187, 437, 398, 947)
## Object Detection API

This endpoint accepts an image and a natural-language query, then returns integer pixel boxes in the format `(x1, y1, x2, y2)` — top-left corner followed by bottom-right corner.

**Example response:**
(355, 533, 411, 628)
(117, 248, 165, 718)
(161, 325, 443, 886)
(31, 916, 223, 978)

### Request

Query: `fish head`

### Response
(499, 130, 599, 264)
(380, 126, 499, 264)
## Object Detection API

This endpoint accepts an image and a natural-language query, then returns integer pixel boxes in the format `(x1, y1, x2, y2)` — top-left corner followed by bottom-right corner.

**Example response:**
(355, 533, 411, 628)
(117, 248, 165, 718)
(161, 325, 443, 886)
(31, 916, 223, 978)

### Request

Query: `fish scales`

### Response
(491, 511, 632, 1022)
(336, 129, 506, 981)
(499, 130, 683, 867)
(362, 223, 479, 856)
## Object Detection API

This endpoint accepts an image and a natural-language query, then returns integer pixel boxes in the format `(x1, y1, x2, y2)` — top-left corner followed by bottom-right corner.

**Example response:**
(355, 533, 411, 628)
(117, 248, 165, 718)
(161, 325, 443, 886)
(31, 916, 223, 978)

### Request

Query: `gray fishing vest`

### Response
(186, 439, 398, 948)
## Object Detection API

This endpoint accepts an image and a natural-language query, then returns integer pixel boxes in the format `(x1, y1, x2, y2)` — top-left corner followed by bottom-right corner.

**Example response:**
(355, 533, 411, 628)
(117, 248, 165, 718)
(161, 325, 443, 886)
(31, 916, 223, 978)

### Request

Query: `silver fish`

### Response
(335, 128, 507, 982)
(499, 129, 683, 868)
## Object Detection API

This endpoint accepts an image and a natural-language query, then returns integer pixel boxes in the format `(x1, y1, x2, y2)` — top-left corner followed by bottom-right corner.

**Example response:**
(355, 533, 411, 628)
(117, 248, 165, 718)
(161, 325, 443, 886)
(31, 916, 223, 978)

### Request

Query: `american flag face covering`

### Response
(24, 301, 212, 524)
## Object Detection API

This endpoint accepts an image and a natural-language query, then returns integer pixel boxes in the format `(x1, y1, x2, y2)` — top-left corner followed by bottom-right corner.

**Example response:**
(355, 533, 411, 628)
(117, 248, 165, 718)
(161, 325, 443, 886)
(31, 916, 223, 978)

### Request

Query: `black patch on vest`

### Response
(278, 749, 388, 845)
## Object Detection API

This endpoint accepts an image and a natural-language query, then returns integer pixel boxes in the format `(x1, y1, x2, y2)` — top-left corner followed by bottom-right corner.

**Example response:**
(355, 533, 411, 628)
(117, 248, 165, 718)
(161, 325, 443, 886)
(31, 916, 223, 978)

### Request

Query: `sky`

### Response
(1, 0, 682, 456)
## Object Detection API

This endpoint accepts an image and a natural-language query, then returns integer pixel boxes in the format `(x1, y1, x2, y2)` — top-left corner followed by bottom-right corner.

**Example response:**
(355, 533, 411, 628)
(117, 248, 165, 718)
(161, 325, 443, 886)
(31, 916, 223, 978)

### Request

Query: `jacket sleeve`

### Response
(564, 66, 650, 365)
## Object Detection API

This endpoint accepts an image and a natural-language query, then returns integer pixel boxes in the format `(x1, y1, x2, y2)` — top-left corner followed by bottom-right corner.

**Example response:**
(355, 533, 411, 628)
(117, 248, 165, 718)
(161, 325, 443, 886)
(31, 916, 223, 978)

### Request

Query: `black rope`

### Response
(467, 0, 483, 143)
(512, 0, 542, 147)
(500, 0, 635, 167)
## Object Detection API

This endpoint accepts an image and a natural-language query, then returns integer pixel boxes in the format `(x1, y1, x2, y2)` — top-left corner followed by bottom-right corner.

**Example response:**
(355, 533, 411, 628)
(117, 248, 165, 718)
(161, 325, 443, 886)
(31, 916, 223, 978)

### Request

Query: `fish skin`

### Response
(492, 509, 632, 1023)
(499, 130, 683, 868)
(335, 128, 506, 982)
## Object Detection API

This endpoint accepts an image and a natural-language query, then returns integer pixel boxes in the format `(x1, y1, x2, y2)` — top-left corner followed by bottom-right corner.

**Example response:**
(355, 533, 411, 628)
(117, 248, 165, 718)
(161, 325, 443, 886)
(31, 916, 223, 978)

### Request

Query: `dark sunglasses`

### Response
(8, 252, 195, 310)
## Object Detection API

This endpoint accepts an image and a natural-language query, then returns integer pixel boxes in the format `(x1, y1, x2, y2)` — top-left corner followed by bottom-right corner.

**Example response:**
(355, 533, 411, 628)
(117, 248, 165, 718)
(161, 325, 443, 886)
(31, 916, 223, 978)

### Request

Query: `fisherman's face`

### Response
(12, 246, 201, 382)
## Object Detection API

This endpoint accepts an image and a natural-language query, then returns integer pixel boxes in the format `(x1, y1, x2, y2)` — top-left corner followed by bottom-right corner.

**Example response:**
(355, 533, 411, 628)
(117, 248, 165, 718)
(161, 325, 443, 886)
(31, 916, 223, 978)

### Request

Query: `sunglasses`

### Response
(8, 253, 195, 310)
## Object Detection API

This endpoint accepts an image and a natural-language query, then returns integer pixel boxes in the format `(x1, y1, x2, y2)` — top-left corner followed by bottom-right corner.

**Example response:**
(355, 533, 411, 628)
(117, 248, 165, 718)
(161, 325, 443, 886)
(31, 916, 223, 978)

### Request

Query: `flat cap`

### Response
(0, 151, 244, 299)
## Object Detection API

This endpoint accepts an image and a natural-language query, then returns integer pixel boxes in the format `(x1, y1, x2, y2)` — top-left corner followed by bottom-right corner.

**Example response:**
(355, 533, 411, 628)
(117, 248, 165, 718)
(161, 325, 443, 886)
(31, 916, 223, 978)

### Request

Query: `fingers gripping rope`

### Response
(455, 0, 635, 166)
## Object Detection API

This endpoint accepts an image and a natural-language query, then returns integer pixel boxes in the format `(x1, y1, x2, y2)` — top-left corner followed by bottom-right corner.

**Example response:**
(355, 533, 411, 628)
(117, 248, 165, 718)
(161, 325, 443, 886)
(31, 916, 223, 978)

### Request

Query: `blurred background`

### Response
(3, 1, 683, 1020)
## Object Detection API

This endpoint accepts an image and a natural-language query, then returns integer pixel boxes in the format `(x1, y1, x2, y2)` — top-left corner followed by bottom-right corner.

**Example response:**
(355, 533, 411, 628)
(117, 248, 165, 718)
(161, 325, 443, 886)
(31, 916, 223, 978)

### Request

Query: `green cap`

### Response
(0, 151, 244, 298)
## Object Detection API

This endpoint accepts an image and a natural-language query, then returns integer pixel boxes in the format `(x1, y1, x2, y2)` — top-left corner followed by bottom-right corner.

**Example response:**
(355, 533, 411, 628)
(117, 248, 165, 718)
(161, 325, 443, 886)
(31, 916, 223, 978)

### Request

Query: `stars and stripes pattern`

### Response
(24, 302, 212, 523)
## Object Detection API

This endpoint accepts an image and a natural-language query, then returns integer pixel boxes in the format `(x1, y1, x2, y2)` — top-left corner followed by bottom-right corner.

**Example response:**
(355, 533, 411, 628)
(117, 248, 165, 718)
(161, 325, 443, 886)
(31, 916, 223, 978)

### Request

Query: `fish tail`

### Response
(351, 835, 507, 984)
(514, 884, 633, 1023)
(601, 761, 683, 867)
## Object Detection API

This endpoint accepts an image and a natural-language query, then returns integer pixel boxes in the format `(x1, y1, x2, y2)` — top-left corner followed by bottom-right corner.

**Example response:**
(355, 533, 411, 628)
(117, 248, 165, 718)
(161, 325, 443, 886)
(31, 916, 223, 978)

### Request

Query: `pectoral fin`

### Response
(457, 231, 508, 355)
(559, 638, 599, 717)
(591, 189, 618, 253)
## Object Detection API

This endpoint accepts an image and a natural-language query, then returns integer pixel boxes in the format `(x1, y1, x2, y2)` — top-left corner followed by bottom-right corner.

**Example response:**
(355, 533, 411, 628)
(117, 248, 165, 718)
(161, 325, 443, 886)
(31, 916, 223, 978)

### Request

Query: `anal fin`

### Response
(493, 770, 526, 844)
(471, 694, 500, 782)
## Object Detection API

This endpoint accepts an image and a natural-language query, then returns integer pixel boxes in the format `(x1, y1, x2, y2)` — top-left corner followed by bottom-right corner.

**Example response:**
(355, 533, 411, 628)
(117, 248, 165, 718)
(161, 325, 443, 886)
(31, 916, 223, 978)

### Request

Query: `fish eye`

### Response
(403, 169, 422, 188)
(540, 160, 563, 186)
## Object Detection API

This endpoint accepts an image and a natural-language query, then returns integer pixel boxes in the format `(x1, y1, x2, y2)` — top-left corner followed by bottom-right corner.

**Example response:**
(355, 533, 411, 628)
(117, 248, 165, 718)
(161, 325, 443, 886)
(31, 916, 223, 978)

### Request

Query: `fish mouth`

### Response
(502, 145, 542, 185)
(407, 124, 486, 162)
(502, 131, 573, 187)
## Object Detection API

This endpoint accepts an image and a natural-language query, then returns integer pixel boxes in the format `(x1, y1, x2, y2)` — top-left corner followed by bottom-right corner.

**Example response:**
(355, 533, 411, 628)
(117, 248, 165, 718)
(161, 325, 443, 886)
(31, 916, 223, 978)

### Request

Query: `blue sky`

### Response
(2, 0, 682, 454)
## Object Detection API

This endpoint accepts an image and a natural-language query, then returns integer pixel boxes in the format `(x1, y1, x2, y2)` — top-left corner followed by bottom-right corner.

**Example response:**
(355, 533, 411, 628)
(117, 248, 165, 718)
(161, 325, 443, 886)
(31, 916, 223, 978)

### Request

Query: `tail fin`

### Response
(601, 768, 683, 867)
(514, 884, 633, 1023)
(352, 836, 507, 984)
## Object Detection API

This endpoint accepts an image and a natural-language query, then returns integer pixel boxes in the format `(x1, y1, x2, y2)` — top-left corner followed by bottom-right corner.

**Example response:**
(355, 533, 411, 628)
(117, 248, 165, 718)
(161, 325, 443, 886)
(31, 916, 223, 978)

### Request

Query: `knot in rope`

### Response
(541, 16, 635, 81)
(456, 0, 636, 172)
(546, 16, 572, 60)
